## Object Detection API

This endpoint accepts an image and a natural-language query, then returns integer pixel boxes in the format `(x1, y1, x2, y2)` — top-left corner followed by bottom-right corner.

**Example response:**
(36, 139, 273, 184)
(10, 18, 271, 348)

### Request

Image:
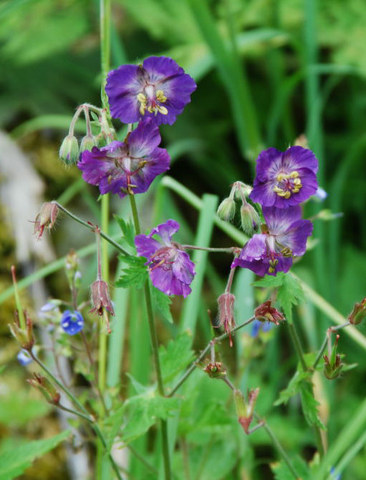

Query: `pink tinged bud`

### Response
(9, 310, 34, 351)
(204, 362, 227, 379)
(27, 373, 61, 405)
(234, 388, 260, 434)
(59, 134, 79, 165)
(348, 297, 366, 325)
(217, 292, 236, 347)
(254, 300, 285, 325)
(34, 202, 59, 239)
(323, 334, 343, 380)
(90, 280, 115, 317)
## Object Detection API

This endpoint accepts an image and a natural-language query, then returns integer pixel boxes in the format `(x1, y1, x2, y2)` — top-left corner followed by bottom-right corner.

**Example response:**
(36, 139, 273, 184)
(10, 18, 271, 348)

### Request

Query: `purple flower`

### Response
(135, 220, 195, 297)
(106, 56, 196, 126)
(17, 349, 33, 366)
(250, 146, 318, 208)
(232, 206, 313, 276)
(78, 121, 170, 198)
(61, 310, 84, 335)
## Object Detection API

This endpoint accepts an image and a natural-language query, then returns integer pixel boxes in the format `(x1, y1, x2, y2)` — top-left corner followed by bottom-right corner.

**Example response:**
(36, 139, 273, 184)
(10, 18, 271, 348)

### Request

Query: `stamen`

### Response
(274, 170, 302, 198)
(281, 247, 292, 257)
(156, 90, 167, 103)
(137, 93, 147, 115)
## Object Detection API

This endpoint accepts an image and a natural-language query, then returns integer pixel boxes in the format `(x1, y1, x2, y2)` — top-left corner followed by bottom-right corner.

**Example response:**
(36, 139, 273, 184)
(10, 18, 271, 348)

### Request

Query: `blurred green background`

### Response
(1, 0, 366, 479)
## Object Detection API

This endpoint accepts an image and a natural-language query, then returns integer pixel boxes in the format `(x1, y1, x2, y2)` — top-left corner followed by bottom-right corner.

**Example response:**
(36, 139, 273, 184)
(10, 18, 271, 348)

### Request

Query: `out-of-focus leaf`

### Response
(160, 332, 194, 383)
(115, 255, 148, 288)
(151, 286, 173, 324)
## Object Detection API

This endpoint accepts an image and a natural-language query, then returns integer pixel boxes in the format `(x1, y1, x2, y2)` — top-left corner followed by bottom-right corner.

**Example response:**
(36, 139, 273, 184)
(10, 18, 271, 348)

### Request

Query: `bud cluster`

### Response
(323, 334, 343, 380)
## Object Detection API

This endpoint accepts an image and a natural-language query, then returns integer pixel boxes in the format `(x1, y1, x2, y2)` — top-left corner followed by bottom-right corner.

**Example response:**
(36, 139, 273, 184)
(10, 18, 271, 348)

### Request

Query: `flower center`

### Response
(149, 246, 177, 272)
(137, 84, 168, 117)
(273, 171, 302, 199)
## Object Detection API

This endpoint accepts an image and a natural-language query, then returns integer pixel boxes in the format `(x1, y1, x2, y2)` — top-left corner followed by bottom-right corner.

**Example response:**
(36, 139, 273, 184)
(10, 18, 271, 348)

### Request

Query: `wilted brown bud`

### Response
(235, 387, 260, 434)
(9, 310, 34, 351)
(90, 280, 115, 317)
(34, 202, 59, 239)
(217, 292, 236, 346)
(204, 362, 227, 379)
(348, 298, 366, 325)
(254, 300, 285, 325)
(27, 373, 61, 405)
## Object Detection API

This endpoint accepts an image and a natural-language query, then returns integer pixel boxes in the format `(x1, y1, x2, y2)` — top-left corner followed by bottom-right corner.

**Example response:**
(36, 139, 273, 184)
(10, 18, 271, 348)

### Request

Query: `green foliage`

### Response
(0, 391, 50, 427)
(115, 216, 136, 254)
(115, 255, 148, 289)
(254, 272, 304, 323)
(272, 456, 311, 480)
(151, 286, 173, 323)
(159, 332, 195, 383)
(0, 430, 70, 480)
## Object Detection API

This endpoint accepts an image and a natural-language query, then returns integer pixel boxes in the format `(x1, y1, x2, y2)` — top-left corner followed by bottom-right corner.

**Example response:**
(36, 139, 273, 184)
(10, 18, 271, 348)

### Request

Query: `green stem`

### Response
(168, 317, 255, 397)
(30, 353, 123, 479)
(287, 322, 307, 371)
(128, 193, 171, 480)
(11, 266, 26, 330)
(313, 322, 350, 369)
(182, 245, 237, 254)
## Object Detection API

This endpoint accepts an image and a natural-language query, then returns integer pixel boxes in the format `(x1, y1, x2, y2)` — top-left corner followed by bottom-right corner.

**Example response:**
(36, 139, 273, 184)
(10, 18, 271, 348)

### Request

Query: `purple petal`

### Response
(135, 234, 161, 258)
(263, 206, 302, 235)
(239, 234, 267, 260)
(282, 146, 318, 173)
(149, 219, 180, 244)
(277, 219, 313, 256)
(254, 148, 283, 182)
(106, 65, 142, 123)
(172, 250, 196, 284)
(232, 257, 269, 277)
(250, 179, 277, 207)
(128, 120, 161, 157)
(143, 56, 184, 82)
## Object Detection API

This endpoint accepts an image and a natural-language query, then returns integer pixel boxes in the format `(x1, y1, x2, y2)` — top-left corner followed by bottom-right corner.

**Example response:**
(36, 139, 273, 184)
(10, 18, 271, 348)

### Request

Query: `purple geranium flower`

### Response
(61, 310, 84, 335)
(78, 121, 170, 198)
(232, 206, 313, 276)
(135, 220, 196, 297)
(250, 146, 318, 208)
(106, 56, 196, 125)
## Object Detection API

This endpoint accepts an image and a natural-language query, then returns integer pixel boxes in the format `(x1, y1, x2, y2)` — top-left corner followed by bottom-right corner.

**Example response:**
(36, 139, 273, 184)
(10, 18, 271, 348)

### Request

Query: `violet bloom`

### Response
(250, 146, 318, 208)
(61, 310, 84, 336)
(78, 121, 170, 198)
(135, 220, 195, 297)
(232, 206, 313, 276)
(106, 56, 196, 125)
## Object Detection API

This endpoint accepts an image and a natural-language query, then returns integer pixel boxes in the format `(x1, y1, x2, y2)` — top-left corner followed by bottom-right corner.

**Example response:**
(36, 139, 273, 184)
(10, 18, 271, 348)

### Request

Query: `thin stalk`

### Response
(128, 444, 158, 475)
(254, 413, 299, 479)
(128, 193, 171, 480)
(287, 323, 307, 371)
(30, 353, 123, 480)
(11, 266, 26, 329)
(168, 317, 255, 396)
(52, 201, 129, 256)
(313, 322, 350, 369)
(181, 245, 237, 254)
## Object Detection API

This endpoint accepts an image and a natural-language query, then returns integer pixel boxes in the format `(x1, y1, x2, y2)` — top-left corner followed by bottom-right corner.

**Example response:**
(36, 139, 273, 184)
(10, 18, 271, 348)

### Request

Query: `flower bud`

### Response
(59, 134, 79, 165)
(240, 203, 260, 236)
(217, 197, 236, 222)
(90, 280, 115, 317)
(34, 202, 59, 239)
(323, 335, 343, 380)
(79, 134, 97, 153)
(65, 250, 79, 287)
(254, 300, 284, 325)
(17, 349, 33, 366)
(27, 373, 60, 405)
(234, 387, 260, 434)
(204, 362, 227, 379)
(348, 297, 366, 325)
(9, 310, 34, 351)
(217, 292, 235, 346)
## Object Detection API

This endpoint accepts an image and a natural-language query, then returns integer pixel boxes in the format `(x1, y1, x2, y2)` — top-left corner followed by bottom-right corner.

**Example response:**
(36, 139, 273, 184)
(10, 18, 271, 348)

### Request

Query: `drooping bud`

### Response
(348, 297, 366, 325)
(9, 310, 34, 351)
(27, 373, 61, 405)
(217, 197, 236, 222)
(90, 280, 115, 317)
(323, 334, 343, 380)
(79, 134, 97, 153)
(59, 134, 79, 165)
(217, 292, 236, 346)
(204, 361, 227, 379)
(240, 203, 260, 236)
(234, 387, 260, 434)
(34, 202, 59, 239)
(254, 300, 285, 325)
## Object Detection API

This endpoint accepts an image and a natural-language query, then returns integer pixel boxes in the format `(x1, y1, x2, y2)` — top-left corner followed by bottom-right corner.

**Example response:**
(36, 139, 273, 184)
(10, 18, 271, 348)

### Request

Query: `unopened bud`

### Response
(323, 334, 343, 380)
(234, 388, 260, 434)
(9, 310, 34, 351)
(204, 362, 227, 379)
(34, 202, 59, 239)
(80, 134, 97, 153)
(240, 203, 260, 236)
(90, 280, 115, 317)
(254, 300, 285, 325)
(294, 134, 309, 148)
(217, 292, 235, 346)
(348, 297, 366, 325)
(65, 250, 79, 286)
(59, 134, 79, 165)
(217, 197, 236, 222)
(27, 373, 60, 405)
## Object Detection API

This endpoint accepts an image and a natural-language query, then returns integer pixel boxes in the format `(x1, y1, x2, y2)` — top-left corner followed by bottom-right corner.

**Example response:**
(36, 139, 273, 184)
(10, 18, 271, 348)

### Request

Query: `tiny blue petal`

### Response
(250, 319, 273, 337)
(40, 302, 58, 313)
(314, 187, 328, 201)
(330, 467, 341, 480)
(17, 349, 33, 366)
(61, 310, 84, 335)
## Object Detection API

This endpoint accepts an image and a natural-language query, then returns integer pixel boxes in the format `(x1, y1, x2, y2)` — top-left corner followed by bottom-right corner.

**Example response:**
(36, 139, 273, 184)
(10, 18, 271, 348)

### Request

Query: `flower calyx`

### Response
(348, 297, 366, 325)
(254, 300, 285, 325)
(27, 373, 61, 405)
(34, 202, 59, 240)
(234, 388, 261, 435)
(323, 334, 343, 380)
(9, 310, 34, 351)
(204, 362, 227, 379)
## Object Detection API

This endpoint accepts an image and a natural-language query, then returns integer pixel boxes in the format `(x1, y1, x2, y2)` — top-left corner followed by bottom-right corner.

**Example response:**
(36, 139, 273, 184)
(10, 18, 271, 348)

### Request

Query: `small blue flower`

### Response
(250, 319, 273, 338)
(17, 349, 33, 366)
(61, 310, 84, 335)
(330, 467, 341, 480)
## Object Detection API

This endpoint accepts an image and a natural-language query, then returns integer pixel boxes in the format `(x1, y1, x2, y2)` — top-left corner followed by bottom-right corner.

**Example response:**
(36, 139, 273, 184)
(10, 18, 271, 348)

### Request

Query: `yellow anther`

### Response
(290, 171, 299, 178)
(157, 105, 168, 115)
(273, 186, 283, 193)
(277, 173, 286, 182)
(156, 90, 167, 103)
(284, 191, 291, 199)
(268, 266, 275, 273)
(281, 247, 292, 257)
(137, 93, 147, 115)
(293, 178, 302, 185)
